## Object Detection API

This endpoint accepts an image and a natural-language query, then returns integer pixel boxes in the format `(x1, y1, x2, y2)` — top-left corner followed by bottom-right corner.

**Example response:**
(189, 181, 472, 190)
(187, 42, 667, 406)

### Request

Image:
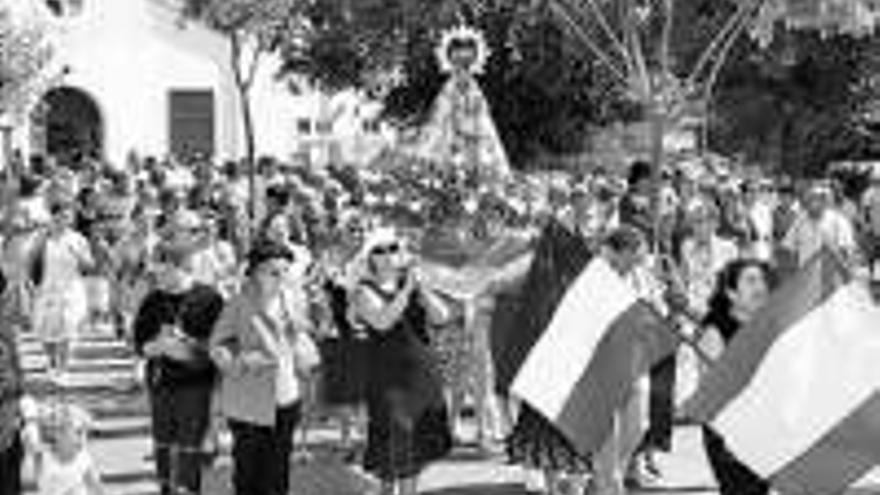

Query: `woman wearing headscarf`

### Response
(210, 240, 317, 495)
(133, 211, 224, 495)
(349, 227, 453, 495)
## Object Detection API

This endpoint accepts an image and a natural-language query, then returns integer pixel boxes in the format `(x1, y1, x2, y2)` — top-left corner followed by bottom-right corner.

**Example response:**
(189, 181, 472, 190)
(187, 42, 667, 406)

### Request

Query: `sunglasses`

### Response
(372, 244, 400, 256)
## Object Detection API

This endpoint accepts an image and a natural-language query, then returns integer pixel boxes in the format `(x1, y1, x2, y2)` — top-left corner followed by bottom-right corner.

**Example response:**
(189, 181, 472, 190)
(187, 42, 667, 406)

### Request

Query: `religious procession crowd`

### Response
(0, 151, 876, 495)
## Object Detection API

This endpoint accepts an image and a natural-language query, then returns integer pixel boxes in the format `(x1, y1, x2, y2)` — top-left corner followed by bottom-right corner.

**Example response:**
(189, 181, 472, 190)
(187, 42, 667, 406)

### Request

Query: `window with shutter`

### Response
(169, 90, 214, 161)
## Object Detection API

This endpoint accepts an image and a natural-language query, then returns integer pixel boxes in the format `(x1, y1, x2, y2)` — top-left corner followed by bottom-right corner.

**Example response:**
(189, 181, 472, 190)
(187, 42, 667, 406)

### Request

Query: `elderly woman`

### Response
(350, 228, 453, 495)
(133, 220, 224, 495)
(674, 198, 740, 404)
(210, 241, 318, 495)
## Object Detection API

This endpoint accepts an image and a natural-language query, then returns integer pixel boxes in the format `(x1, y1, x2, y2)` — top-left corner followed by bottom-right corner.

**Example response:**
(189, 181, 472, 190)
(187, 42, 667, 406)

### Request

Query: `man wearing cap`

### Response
(781, 182, 858, 268)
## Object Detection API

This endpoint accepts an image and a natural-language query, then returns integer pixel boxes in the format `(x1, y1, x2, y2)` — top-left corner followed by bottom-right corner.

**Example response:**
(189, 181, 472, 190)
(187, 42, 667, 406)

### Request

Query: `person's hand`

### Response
(210, 347, 236, 374)
(664, 285, 690, 316)
(238, 350, 274, 370)
(142, 339, 165, 358)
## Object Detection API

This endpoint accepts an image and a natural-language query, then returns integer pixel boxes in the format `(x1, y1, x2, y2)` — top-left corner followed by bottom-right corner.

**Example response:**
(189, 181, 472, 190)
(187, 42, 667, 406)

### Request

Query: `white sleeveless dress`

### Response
(33, 230, 92, 343)
(37, 449, 96, 495)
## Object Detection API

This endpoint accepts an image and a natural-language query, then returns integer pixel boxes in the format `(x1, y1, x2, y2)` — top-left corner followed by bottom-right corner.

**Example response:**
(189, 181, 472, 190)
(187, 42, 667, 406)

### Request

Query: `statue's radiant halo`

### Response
(436, 25, 490, 76)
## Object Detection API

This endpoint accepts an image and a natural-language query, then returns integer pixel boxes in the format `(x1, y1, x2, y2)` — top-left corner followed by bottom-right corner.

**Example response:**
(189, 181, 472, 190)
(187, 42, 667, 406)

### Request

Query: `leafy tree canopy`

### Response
(284, 0, 644, 170)
(0, 4, 52, 120)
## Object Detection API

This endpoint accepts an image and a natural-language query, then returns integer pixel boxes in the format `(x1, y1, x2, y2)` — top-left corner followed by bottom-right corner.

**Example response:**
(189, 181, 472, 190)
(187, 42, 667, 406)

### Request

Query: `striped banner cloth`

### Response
(497, 221, 678, 456)
(683, 248, 880, 495)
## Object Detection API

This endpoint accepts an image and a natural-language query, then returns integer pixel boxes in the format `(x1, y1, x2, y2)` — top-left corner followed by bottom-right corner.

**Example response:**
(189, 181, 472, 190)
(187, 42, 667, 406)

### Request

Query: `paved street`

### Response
(16, 324, 880, 495)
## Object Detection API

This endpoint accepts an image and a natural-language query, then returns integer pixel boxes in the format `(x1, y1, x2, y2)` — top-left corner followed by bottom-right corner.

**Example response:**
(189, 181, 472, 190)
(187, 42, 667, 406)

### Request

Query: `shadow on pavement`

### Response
(421, 483, 528, 495)
(636, 486, 716, 493)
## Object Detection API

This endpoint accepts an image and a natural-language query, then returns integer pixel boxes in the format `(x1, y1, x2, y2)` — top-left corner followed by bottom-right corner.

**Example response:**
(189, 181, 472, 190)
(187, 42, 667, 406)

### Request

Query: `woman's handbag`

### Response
(28, 232, 49, 287)
(279, 290, 322, 376)
(292, 330, 321, 377)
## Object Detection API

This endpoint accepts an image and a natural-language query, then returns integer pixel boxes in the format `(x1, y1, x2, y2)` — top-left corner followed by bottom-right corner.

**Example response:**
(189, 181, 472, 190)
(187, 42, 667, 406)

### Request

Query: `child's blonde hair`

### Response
(35, 401, 92, 450)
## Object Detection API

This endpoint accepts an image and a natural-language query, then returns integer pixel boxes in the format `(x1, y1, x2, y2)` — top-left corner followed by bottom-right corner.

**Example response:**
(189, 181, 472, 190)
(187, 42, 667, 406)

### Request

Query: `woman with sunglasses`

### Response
(210, 240, 316, 495)
(351, 228, 452, 495)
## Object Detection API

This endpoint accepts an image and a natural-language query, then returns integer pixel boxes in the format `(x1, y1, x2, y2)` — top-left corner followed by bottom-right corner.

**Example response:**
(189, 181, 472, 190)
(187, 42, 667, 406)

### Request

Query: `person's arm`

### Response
(132, 292, 164, 358)
(188, 287, 225, 342)
(352, 279, 415, 331)
(416, 284, 451, 327)
(695, 325, 725, 363)
(83, 456, 108, 495)
(208, 298, 241, 374)
(73, 232, 98, 274)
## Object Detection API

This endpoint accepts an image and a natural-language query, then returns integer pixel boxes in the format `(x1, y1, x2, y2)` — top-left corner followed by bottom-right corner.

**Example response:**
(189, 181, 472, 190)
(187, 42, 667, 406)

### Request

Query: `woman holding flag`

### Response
(697, 258, 774, 495)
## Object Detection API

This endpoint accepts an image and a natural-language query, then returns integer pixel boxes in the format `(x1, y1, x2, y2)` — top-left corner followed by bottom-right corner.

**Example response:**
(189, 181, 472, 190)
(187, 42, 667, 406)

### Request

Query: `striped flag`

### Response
(491, 221, 592, 393)
(495, 221, 677, 455)
(684, 248, 880, 495)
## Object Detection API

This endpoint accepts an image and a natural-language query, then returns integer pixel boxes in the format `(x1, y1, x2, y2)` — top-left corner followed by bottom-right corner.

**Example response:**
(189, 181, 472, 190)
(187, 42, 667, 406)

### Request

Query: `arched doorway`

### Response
(33, 86, 103, 165)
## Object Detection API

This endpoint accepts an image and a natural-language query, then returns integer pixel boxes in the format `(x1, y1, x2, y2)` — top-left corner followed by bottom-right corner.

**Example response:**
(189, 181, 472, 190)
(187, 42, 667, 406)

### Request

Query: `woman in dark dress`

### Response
(350, 228, 453, 495)
(697, 258, 774, 495)
(133, 219, 224, 495)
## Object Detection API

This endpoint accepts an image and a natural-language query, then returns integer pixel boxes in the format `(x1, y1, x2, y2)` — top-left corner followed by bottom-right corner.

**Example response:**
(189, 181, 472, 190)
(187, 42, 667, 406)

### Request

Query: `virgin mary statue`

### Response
(405, 26, 511, 180)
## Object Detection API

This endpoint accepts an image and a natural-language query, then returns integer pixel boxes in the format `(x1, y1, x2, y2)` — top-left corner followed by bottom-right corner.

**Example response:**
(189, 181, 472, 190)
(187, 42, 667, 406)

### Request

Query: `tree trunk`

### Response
(230, 33, 258, 246)
(648, 99, 666, 252)
(240, 82, 257, 223)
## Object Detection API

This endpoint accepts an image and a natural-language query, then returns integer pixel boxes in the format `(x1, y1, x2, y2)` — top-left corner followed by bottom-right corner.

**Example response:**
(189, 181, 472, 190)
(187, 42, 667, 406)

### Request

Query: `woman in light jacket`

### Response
(210, 240, 315, 495)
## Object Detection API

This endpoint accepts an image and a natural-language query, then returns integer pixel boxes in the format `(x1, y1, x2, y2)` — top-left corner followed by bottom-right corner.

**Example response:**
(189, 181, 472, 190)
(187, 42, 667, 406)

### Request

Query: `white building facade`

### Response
(10, 0, 392, 167)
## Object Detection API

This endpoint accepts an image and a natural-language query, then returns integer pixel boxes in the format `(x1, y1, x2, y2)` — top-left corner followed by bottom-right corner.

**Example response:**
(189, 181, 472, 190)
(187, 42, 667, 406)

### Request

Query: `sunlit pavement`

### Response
(17, 324, 880, 494)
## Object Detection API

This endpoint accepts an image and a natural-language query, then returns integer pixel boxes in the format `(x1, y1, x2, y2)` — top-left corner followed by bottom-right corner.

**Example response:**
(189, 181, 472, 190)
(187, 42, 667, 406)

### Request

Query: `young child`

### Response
(22, 399, 106, 495)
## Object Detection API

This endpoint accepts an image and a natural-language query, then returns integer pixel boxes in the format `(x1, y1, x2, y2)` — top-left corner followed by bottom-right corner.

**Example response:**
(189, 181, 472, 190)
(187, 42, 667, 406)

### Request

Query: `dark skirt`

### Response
(0, 434, 23, 495)
(507, 404, 590, 473)
(644, 355, 677, 452)
(318, 336, 369, 406)
(363, 397, 452, 481)
(362, 325, 452, 480)
(703, 427, 769, 495)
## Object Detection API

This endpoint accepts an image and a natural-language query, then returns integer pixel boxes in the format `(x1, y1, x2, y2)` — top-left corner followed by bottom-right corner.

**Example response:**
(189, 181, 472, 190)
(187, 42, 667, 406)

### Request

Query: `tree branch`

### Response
(700, 0, 764, 101)
(549, 0, 630, 88)
(229, 30, 248, 90)
(624, 0, 651, 100)
(685, 0, 764, 91)
(660, 0, 674, 78)
(562, 0, 636, 75)
(229, 29, 263, 92)
(244, 42, 264, 90)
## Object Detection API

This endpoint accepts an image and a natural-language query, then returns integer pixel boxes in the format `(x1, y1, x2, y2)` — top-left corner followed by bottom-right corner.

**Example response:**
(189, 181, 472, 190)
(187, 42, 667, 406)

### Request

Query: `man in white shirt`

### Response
(861, 176, 880, 276)
(782, 182, 857, 267)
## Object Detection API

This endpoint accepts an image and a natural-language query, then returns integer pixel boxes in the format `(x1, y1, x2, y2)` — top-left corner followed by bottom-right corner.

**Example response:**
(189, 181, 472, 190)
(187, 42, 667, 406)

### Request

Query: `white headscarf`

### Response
(349, 226, 405, 285)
